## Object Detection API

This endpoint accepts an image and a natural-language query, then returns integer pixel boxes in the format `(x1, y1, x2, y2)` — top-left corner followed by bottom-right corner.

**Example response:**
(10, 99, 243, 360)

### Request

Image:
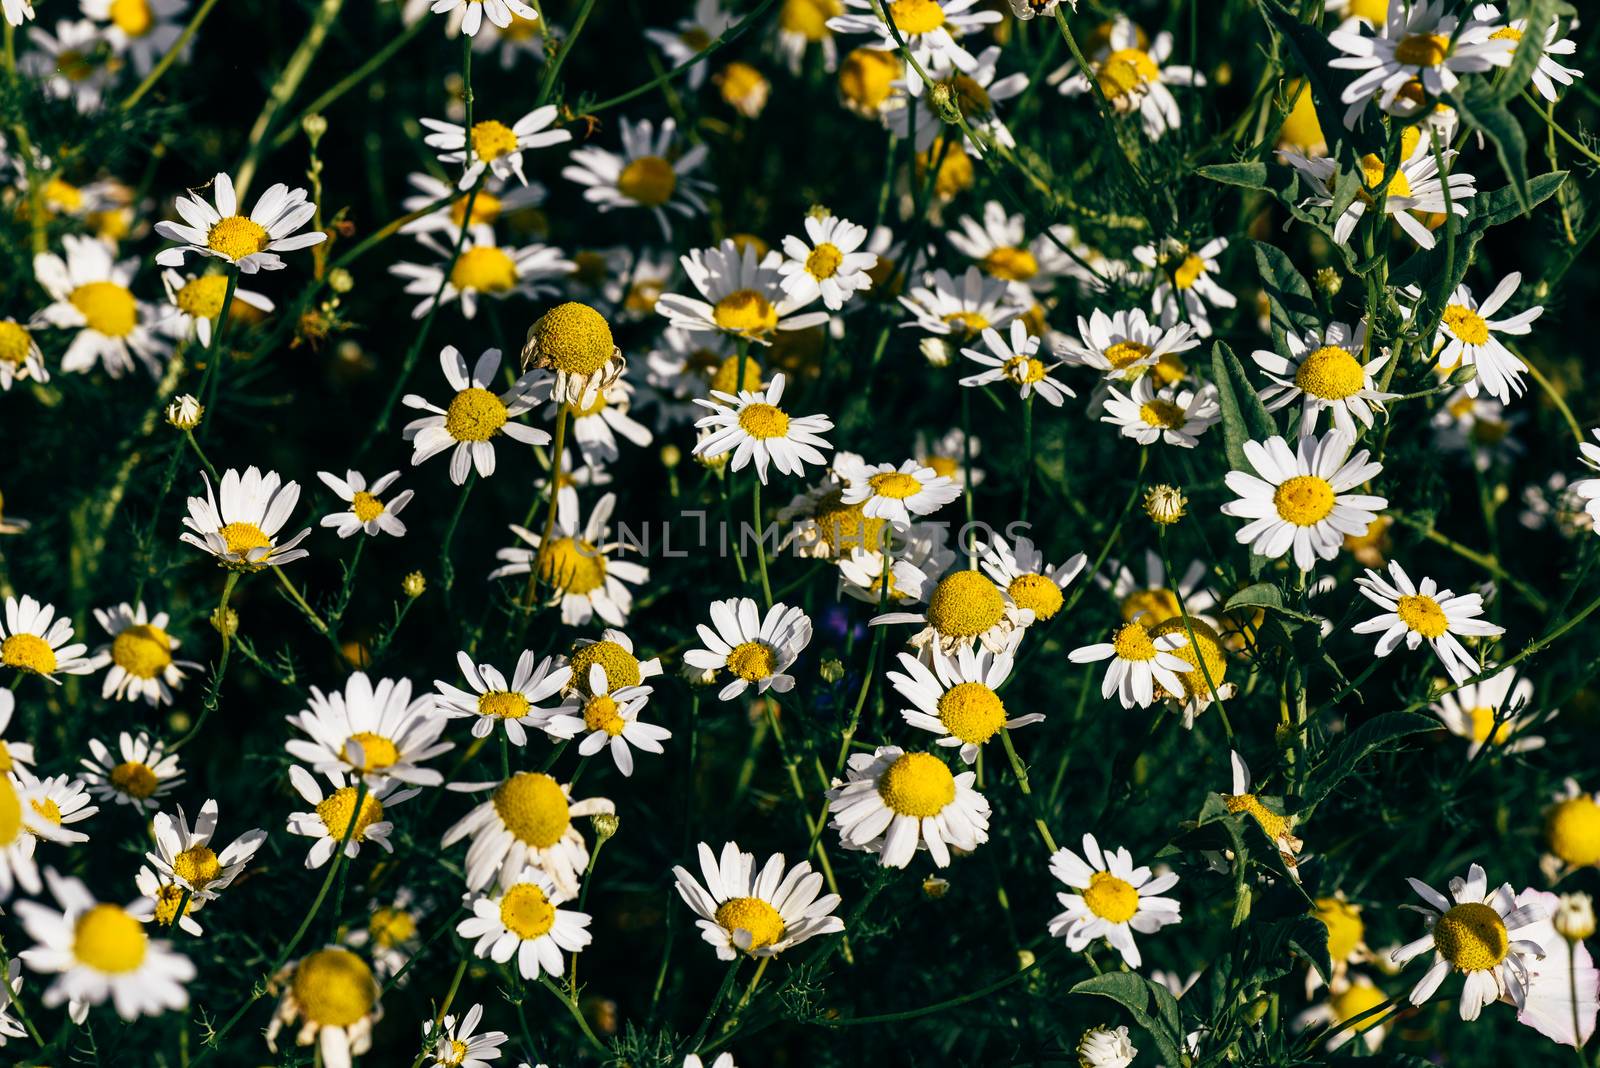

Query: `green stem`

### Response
(121, 0, 223, 109)
(170, 570, 241, 752)
(999, 731, 1056, 853)
(272, 17, 430, 149)
(233, 0, 349, 201)
(752, 478, 773, 609)
(535, 0, 599, 106)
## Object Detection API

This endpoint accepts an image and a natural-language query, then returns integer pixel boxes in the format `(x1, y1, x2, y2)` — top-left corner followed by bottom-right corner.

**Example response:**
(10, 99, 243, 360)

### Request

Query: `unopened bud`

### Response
(211, 606, 238, 638)
(402, 571, 427, 598)
(166, 394, 204, 430)
(328, 267, 353, 294)
(659, 444, 682, 468)
(819, 657, 845, 684)
(1556, 892, 1596, 941)
(1144, 484, 1187, 526)
(591, 812, 619, 842)
(302, 113, 328, 142)
(1314, 266, 1342, 297)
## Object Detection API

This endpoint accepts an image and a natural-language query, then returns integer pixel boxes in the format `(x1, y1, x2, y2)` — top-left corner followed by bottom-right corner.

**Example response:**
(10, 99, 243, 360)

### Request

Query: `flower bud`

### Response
(1556, 892, 1596, 941)
(591, 811, 620, 843)
(1076, 1024, 1136, 1068)
(166, 394, 204, 430)
(1143, 484, 1187, 526)
(402, 571, 427, 598)
(328, 267, 354, 294)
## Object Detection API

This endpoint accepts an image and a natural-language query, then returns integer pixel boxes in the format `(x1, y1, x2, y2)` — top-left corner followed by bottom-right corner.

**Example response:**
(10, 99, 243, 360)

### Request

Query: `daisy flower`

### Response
(488, 493, 649, 626)
(1432, 666, 1544, 757)
(566, 630, 664, 697)
(544, 374, 653, 468)
(836, 456, 961, 528)
(1050, 16, 1202, 140)
(32, 234, 170, 377)
(90, 602, 198, 706)
(562, 117, 713, 239)
(457, 866, 592, 981)
(1426, 272, 1543, 404)
(1220, 430, 1388, 571)
(421, 105, 568, 189)
(1055, 307, 1201, 385)
(959, 320, 1075, 406)
(81, 0, 186, 75)
(266, 947, 382, 1068)
(1330, 0, 1513, 122)
(777, 212, 876, 311)
(154, 172, 325, 273)
(826, 0, 1000, 75)
(887, 646, 1043, 764)
(1, 595, 96, 682)
(286, 767, 416, 869)
(1101, 377, 1220, 447)
(673, 841, 843, 959)
(915, 427, 983, 487)
(390, 229, 573, 319)
(1511, 887, 1599, 1046)
(159, 268, 273, 347)
(521, 300, 628, 409)
(426, 1003, 509, 1068)
(432, 650, 573, 746)
(472, 9, 552, 68)
(23, 20, 113, 107)
(776, 0, 840, 74)
(549, 664, 669, 777)
(873, 568, 1034, 656)
(1221, 751, 1303, 872)
(1353, 561, 1504, 683)
(1135, 237, 1236, 337)
(12, 767, 96, 844)
(1068, 620, 1191, 709)
(346, 891, 425, 981)
(146, 799, 265, 906)
(179, 466, 313, 569)
(286, 673, 453, 789)
(441, 772, 614, 895)
(16, 869, 194, 1020)
(0, 318, 47, 389)
(837, 532, 956, 608)
(1097, 552, 1216, 625)
(682, 598, 813, 703)
(1251, 320, 1396, 437)
(1572, 430, 1600, 530)
(1476, 8, 1583, 102)
(899, 266, 1025, 342)
(0, 960, 24, 1046)
(80, 733, 182, 811)
(1047, 833, 1181, 968)
(889, 45, 1030, 154)
(691, 372, 835, 482)
(1544, 779, 1600, 875)
(1283, 126, 1473, 249)
(1390, 863, 1545, 1021)
(1295, 974, 1392, 1052)
(317, 469, 414, 539)
(402, 345, 548, 485)
(977, 533, 1086, 624)
(945, 200, 1074, 300)
(0, 771, 77, 899)
(645, 0, 734, 87)
(3, 0, 33, 26)
(659, 239, 829, 344)
(399, 171, 545, 239)
(827, 746, 990, 868)
(0, 691, 35, 773)
(428, 0, 537, 37)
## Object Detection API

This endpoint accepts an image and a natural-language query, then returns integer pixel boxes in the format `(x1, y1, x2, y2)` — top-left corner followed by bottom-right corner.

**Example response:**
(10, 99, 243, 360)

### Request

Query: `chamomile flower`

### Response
(317, 470, 414, 539)
(914, 428, 982, 487)
(1544, 779, 1600, 875)
(287, 673, 452, 789)
(826, 0, 999, 75)
(1135, 237, 1236, 337)
(889, 45, 1029, 153)
(1295, 974, 1392, 1051)
(81, 0, 186, 75)
(1432, 666, 1544, 757)
(432, 649, 572, 746)
(265, 946, 382, 1068)
(1475, 8, 1583, 102)
(1055, 307, 1200, 385)
(346, 891, 425, 981)
(1352, 561, 1504, 684)
(489, 493, 649, 626)
(837, 538, 954, 607)
(32, 234, 170, 377)
(400, 171, 545, 239)
(827, 746, 990, 867)
(402, 346, 548, 485)
(977, 534, 1086, 624)
(1330, 0, 1514, 122)
(2, 0, 33, 27)
(1251, 320, 1397, 436)
(959, 320, 1075, 406)
(645, 0, 734, 87)
(1, 595, 96, 682)
(154, 172, 326, 273)
(472, 9, 552, 67)
(1220, 430, 1388, 570)
(945, 200, 1074, 300)
(179, 466, 313, 569)
(659, 239, 830, 343)
(874, 568, 1034, 656)
(13, 767, 96, 843)
(777, 212, 876, 311)
(0, 960, 23, 1045)
(887, 646, 1042, 764)
(0, 691, 34, 773)
(562, 117, 713, 239)
(683, 598, 813, 702)
(836, 457, 961, 529)
(1068, 620, 1191, 709)
(1222, 751, 1303, 871)
(691, 372, 835, 482)
(80, 733, 181, 811)
(899, 266, 1025, 343)
(23, 21, 113, 107)
(0, 318, 47, 389)
(1283, 126, 1473, 249)
(1572, 430, 1600, 530)
(546, 665, 669, 777)
(16, 869, 195, 1020)
(427, 1004, 509, 1068)
(1101, 377, 1220, 448)
(390, 229, 573, 319)
(133, 869, 205, 935)
(1431, 389, 1523, 470)
(456, 866, 589, 981)
(1427, 272, 1543, 404)
(441, 771, 614, 894)
(90, 602, 198, 706)
(285, 767, 415, 869)
(1051, 16, 1202, 140)
(1047, 833, 1182, 968)
(146, 799, 265, 907)
(159, 269, 273, 347)
(776, 0, 840, 74)
(566, 632, 662, 699)
(422, 105, 568, 189)
(428, 0, 537, 38)
(1391, 863, 1545, 1021)
(0, 771, 77, 899)
(673, 841, 843, 959)
(545, 375, 653, 468)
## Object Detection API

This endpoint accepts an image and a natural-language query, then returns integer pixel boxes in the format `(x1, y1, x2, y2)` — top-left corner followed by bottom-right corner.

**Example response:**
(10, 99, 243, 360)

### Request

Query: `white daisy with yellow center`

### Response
(432, 648, 573, 746)
(540, 373, 653, 469)
(80, 732, 182, 814)
(827, 0, 1000, 75)
(134, 866, 207, 937)
(16, 869, 195, 1020)
(286, 672, 453, 789)
(489, 492, 650, 627)
(0, 768, 81, 899)
(659, 239, 830, 344)
(1353, 561, 1504, 683)
(32, 233, 171, 378)
(20, 21, 113, 107)
(673, 840, 844, 960)
(402, 345, 549, 485)
(345, 892, 423, 981)
(143, 798, 264, 929)
(946, 200, 1074, 301)
(457, 867, 592, 980)
(1101, 377, 1221, 448)
(1572, 429, 1600, 531)
(426, 1003, 509, 1068)
(441, 771, 613, 895)
(1134, 236, 1236, 338)
(1484, 12, 1583, 102)
(265, 945, 382, 1068)
(90, 601, 198, 706)
(1, 595, 95, 683)
(0, 317, 47, 390)
(547, 664, 669, 778)
(429, 0, 537, 36)
(890, 43, 1029, 157)
(1390, 863, 1546, 1021)
(12, 766, 96, 846)
(390, 228, 574, 319)
(1425, 273, 1543, 405)
(179, 465, 313, 570)
(874, 567, 1035, 656)
(521, 300, 628, 409)
(317, 469, 414, 539)
(837, 456, 962, 529)
(915, 427, 984, 488)
(1432, 666, 1544, 758)
(562, 117, 715, 239)
(1294, 974, 1392, 1052)
(155, 172, 326, 274)
(1220, 429, 1388, 571)
(777, 0, 841, 74)
(399, 170, 546, 241)
(1051, 16, 1203, 140)
(1047, 833, 1181, 967)
(691, 372, 835, 483)
(1056, 306, 1200, 385)
(959, 320, 1075, 406)
(887, 646, 1043, 764)
(1222, 750, 1304, 872)
(1330, 1, 1514, 122)
(644, 0, 735, 88)
(285, 767, 415, 870)
(1252, 320, 1398, 438)
(81, 0, 186, 75)
(977, 534, 1086, 626)
(0, 692, 35, 776)
(159, 268, 273, 348)
(1068, 619, 1192, 710)
(827, 745, 990, 868)
(682, 597, 814, 703)
(777, 212, 877, 312)
(1543, 779, 1600, 875)
(471, 9, 549, 69)
(900, 266, 1026, 343)
(565, 629, 664, 697)
(836, 523, 956, 608)
(422, 104, 569, 189)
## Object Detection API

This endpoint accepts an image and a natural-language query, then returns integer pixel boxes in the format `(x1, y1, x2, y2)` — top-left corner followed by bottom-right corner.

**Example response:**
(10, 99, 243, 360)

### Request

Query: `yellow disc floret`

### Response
(715, 897, 786, 952)
(470, 119, 519, 162)
(1295, 346, 1366, 400)
(1331, 982, 1387, 1029)
(1111, 622, 1158, 662)
(529, 302, 616, 376)
(1098, 48, 1159, 100)
(583, 694, 626, 736)
(714, 289, 779, 336)
(450, 245, 518, 294)
(738, 402, 790, 440)
(877, 751, 956, 817)
(540, 537, 607, 594)
(493, 772, 570, 848)
(346, 731, 399, 772)
(888, 0, 944, 34)
(0, 776, 20, 847)
(1008, 573, 1063, 621)
(1394, 33, 1448, 68)
(1273, 475, 1336, 526)
(805, 243, 843, 280)
(1225, 792, 1289, 842)
(478, 691, 531, 720)
(1395, 594, 1449, 639)
(173, 844, 223, 888)
(1442, 304, 1490, 346)
(1081, 870, 1140, 923)
(351, 491, 385, 524)
(111, 623, 173, 680)
(1547, 795, 1600, 868)
(0, 322, 32, 365)
(2, 633, 56, 675)
(1147, 616, 1227, 701)
(292, 948, 376, 1028)
(926, 571, 1006, 638)
(206, 216, 270, 261)
(70, 282, 137, 337)
(570, 640, 642, 693)
(1314, 897, 1365, 961)
(617, 156, 678, 207)
(1432, 902, 1509, 972)
(219, 521, 271, 559)
(727, 640, 776, 682)
(937, 682, 1008, 745)
(500, 881, 557, 939)
(73, 904, 148, 973)
(110, 761, 159, 799)
(444, 387, 509, 442)
(316, 787, 384, 841)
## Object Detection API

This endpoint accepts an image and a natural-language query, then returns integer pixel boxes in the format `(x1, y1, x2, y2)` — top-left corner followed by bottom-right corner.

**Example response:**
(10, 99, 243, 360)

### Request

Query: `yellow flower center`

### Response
(889, 0, 945, 34)
(0, 742, 13, 774)
(1111, 622, 1158, 661)
(1433, 902, 1509, 972)
(527, 303, 613, 380)
(981, 246, 1038, 282)
(292, 948, 376, 1028)
(945, 73, 992, 119)
(1467, 705, 1512, 746)
(173, 844, 222, 888)
(346, 731, 399, 772)
(679, 26, 713, 50)
(1105, 340, 1153, 370)
(583, 694, 626, 736)
(70, 281, 137, 337)
(1395, 593, 1449, 639)
(109, 0, 153, 36)
(1273, 475, 1336, 526)
(43, 177, 84, 212)
(1139, 398, 1187, 429)
(478, 690, 531, 720)
(617, 156, 678, 207)
(315, 786, 384, 841)
(1315, 897, 1365, 961)
(713, 289, 779, 337)
(1148, 616, 1227, 701)
(937, 681, 1008, 745)
(715, 897, 786, 951)
(805, 242, 844, 280)
(869, 471, 923, 500)
(737, 402, 791, 440)
(570, 640, 642, 694)
(1490, 25, 1523, 42)
(175, 275, 229, 320)
(1394, 33, 1449, 68)
(1547, 796, 1600, 868)
(499, 881, 557, 939)
(369, 907, 417, 948)
(924, 143, 975, 198)
(539, 537, 608, 595)
(1, 633, 57, 675)
(1081, 870, 1140, 924)
(351, 491, 384, 523)
(72, 905, 148, 974)
(452, 189, 503, 228)
(0, 322, 34, 365)
(441, 1040, 471, 1067)
(1173, 253, 1207, 291)
(839, 48, 902, 110)
(450, 245, 518, 293)
(726, 640, 777, 682)
(219, 521, 271, 558)
(1004, 356, 1047, 385)
(30, 797, 60, 825)
(1008, 573, 1063, 621)
(924, 455, 959, 479)
(1358, 152, 1413, 201)
(1278, 79, 1325, 152)
(444, 386, 509, 442)
(111, 623, 172, 679)
(152, 882, 192, 926)
(1330, 982, 1388, 1029)
(1225, 792, 1289, 842)
(877, 751, 956, 817)
(110, 761, 159, 799)
(1442, 304, 1490, 346)
(941, 310, 990, 336)
(206, 215, 270, 261)
(710, 354, 764, 394)
(493, 772, 570, 848)
(0, 777, 20, 847)
(1346, 0, 1388, 21)
(1099, 47, 1160, 99)
(470, 119, 519, 162)
(1295, 345, 1365, 400)
(812, 489, 889, 555)
(781, 0, 840, 40)
(926, 570, 1006, 638)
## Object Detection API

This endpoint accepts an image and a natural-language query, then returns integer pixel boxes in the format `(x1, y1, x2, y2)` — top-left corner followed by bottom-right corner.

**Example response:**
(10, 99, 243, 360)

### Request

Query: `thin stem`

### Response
(523, 406, 570, 607)
(538, 975, 606, 1054)
(171, 570, 241, 752)
(122, 0, 223, 109)
(752, 478, 773, 609)
(272, 18, 430, 149)
(535, 0, 599, 106)
(999, 731, 1057, 853)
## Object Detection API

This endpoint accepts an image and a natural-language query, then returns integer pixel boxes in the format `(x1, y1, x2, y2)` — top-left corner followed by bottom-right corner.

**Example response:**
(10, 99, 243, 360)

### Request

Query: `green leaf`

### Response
(1070, 973, 1185, 1067)
(1451, 84, 1530, 214)
(1197, 162, 1270, 190)
(1491, 0, 1560, 105)
(1210, 341, 1278, 473)
(1471, 170, 1567, 230)
(1251, 241, 1320, 348)
(1302, 712, 1443, 809)
(1257, 0, 1382, 159)
(1289, 914, 1333, 985)
(1225, 583, 1283, 612)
